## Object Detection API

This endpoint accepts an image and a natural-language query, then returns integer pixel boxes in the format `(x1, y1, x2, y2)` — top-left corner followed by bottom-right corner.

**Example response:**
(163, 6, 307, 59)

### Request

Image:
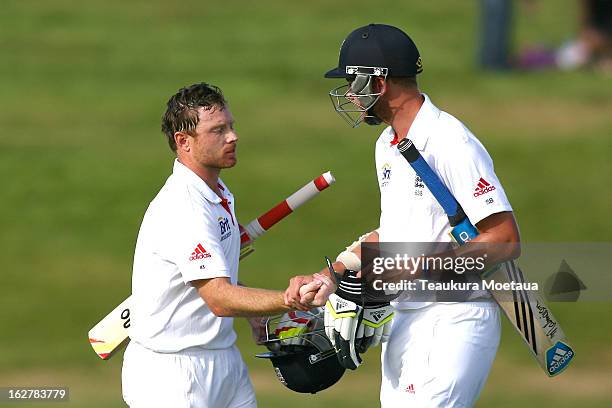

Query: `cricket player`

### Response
(121, 83, 327, 407)
(289, 24, 521, 407)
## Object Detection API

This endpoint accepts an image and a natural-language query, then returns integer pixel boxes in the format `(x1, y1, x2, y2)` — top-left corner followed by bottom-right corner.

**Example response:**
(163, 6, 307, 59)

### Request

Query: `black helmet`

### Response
(256, 309, 345, 394)
(325, 24, 422, 79)
(325, 24, 422, 127)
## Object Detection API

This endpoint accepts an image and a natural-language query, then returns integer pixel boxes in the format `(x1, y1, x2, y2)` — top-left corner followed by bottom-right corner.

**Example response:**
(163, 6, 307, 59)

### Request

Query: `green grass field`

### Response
(1, 1, 611, 406)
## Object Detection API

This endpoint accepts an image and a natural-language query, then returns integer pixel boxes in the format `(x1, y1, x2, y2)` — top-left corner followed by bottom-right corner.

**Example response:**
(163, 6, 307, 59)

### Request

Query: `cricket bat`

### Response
(397, 139, 574, 377)
(88, 171, 336, 360)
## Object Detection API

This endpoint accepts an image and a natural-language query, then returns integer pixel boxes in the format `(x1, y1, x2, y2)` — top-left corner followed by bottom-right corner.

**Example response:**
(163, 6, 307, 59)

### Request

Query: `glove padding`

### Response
(325, 292, 363, 370)
(323, 266, 394, 370)
(356, 304, 394, 352)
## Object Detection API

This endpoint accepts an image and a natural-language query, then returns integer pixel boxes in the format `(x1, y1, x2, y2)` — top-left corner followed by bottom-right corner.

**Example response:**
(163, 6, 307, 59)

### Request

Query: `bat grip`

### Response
(240, 171, 336, 245)
(449, 217, 480, 244)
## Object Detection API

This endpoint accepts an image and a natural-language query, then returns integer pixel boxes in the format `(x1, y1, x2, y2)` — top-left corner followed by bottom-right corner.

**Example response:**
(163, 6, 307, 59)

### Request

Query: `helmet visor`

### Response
(328, 67, 387, 127)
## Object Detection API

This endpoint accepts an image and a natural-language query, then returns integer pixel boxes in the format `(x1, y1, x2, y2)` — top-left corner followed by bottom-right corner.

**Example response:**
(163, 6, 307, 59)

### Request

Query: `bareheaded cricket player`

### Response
(121, 83, 330, 407)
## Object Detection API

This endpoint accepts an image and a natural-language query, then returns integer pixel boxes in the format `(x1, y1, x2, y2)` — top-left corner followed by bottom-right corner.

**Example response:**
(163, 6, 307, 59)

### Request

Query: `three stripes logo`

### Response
(473, 177, 496, 197)
(189, 243, 212, 261)
(405, 384, 415, 394)
(371, 310, 386, 322)
(505, 262, 538, 355)
(335, 299, 349, 311)
(546, 341, 574, 376)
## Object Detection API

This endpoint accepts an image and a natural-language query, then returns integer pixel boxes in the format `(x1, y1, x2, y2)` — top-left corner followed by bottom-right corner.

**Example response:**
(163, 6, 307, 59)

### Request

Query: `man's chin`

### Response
(221, 158, 237, 168)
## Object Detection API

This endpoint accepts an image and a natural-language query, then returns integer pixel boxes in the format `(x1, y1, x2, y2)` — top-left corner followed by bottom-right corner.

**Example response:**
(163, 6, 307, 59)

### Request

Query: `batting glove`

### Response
(324, 270, 364, 370)
(356, 303, 394, 353)
(323, 257, 395, 370)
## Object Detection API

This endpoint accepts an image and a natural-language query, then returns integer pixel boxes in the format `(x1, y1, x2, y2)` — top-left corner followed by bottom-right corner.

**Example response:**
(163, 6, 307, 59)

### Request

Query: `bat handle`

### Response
(239, 224, 254, 246)
(449, 218, 479, 244)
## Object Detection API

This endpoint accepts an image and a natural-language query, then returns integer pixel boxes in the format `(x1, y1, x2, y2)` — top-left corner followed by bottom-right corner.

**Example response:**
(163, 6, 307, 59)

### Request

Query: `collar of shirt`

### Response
(386, 93, 441, 151)
(172, 159, 226, 204)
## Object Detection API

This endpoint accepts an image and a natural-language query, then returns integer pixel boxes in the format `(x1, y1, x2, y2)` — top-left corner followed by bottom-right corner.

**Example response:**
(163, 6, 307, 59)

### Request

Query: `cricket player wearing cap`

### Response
(290, 24, 521, 407)
(121, 83, 330, 408)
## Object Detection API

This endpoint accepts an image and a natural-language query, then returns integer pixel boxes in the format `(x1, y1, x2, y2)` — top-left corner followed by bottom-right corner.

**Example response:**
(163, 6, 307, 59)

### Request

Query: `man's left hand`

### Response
(299, 273, 336, 307)
(247, 316, 267, 344)
(284, 275, 316, 311)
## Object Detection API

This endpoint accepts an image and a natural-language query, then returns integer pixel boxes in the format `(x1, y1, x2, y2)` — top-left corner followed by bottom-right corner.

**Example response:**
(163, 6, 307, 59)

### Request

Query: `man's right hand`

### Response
(284, 275, 317, 311)
(300, 272, 336, 307)
(284, 261, 344, 310)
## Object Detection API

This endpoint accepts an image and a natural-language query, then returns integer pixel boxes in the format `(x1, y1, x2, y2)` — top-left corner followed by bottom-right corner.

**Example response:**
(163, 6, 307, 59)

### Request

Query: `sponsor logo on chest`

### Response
(380, 163, 392, 187)
(218, 216, 232, 241)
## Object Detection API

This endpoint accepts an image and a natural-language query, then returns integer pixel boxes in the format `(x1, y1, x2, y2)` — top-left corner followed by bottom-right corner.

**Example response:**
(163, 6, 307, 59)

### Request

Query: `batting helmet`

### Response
(256, 309, 345, 394)
(325, 24, 423, 127)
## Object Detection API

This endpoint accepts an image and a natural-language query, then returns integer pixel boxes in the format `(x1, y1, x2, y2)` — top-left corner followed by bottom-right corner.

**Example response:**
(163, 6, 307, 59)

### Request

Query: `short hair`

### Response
(161, 83, 227, 151)
(389, 76, 418, 89)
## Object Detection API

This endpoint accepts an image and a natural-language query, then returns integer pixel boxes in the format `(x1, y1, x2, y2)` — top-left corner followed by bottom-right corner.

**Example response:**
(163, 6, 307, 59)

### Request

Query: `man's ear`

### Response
(174, 131, 191, 153)
(375, 77, 387, 95)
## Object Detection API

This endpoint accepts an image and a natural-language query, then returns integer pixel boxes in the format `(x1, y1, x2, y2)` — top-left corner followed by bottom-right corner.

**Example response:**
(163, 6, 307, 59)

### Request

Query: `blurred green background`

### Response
(1, 0, 611, 407)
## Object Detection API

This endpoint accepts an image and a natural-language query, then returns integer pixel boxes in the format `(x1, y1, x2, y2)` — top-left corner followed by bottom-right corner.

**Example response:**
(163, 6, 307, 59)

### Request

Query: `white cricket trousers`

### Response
(380, 302, 501, 408)
(122, 341, 257, 408)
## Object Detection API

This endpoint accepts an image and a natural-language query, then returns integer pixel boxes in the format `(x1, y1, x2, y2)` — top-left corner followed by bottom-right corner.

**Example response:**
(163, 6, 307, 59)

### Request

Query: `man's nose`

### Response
(226, 130, 238, 143)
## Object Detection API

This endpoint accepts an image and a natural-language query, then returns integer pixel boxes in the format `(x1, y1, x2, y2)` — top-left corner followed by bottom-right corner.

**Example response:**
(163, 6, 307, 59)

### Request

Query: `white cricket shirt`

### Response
(128, 159, 240, 351)
(375, 94, 513, 309)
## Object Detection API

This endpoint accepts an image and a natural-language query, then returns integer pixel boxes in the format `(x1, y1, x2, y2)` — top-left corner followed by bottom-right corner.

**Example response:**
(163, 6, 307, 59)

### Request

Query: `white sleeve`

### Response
(168, 206, 231, 283)
(437, 132, 513, 225)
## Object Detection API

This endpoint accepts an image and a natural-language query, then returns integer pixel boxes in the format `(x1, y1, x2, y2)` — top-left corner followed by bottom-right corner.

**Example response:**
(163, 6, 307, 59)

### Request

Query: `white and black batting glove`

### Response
(323, 257, 395, 370)
(324, 269, 364, 370)
(356, 303, 394, 352)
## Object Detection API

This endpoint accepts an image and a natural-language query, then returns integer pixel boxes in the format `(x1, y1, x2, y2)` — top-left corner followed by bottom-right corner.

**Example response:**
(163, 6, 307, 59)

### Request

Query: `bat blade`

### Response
(486, 261, 575, 376)
(88, 297, 131, 360)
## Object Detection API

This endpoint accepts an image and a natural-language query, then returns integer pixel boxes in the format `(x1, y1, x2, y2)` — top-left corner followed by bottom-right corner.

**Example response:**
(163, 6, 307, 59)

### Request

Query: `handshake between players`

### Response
(283, 231, 394, 370)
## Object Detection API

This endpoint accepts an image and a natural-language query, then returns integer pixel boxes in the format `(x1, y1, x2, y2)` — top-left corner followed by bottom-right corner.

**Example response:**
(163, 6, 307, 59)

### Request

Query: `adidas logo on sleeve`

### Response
(189, 243, 212, 261)
(473, 177, 496, 197)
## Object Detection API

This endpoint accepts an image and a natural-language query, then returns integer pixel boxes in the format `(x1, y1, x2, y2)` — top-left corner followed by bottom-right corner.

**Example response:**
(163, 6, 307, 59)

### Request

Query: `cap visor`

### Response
(255, 351, 291, 359)
(324, 67, 346, 78)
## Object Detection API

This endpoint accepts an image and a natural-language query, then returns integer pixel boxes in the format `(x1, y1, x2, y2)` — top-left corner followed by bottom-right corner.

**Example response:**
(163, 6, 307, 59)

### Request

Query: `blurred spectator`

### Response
(556, 0, 612, 70)
(518, 0, 612, 71)
(478, 0, 514, 70)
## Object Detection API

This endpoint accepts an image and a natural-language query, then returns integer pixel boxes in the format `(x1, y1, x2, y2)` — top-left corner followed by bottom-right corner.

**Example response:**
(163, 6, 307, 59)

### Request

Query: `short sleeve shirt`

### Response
(375, 94, 513, 308)
(128, 160, 240, 351)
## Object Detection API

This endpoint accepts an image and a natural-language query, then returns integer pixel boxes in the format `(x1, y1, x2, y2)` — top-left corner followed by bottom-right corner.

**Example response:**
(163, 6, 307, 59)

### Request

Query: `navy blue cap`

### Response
(325, 24, 422, 78)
